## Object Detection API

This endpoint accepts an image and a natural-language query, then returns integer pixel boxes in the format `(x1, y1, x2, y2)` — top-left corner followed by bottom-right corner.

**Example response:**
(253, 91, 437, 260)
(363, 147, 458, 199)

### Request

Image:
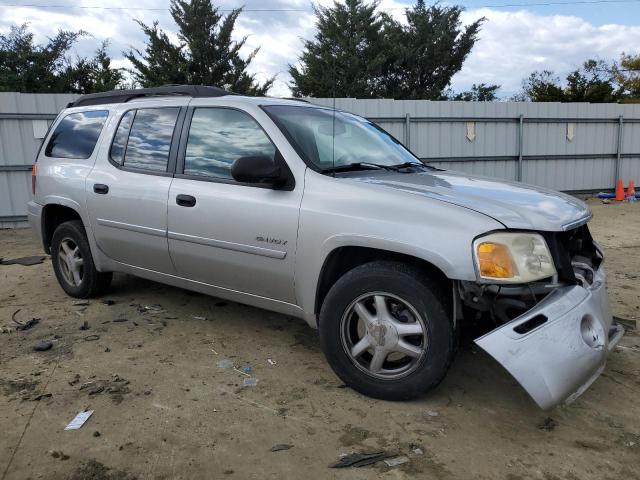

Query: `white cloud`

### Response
(454, 8, 640, 96)
(2, 3, 640, 98)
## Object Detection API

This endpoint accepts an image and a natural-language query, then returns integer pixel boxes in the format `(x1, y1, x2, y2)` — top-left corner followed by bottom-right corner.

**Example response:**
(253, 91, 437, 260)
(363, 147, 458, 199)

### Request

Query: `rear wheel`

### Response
(51, 220, 112, 298)
(319, 261, 453, 400)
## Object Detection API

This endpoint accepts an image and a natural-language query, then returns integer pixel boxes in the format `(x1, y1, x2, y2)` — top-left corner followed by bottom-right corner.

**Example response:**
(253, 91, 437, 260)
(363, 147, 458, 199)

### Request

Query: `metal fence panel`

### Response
(2, 94, 640, 228)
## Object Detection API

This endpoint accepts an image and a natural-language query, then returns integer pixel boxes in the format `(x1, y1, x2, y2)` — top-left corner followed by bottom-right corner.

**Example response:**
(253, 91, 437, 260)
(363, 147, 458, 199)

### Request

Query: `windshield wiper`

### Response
(387, 161, 432, 170)
(323, 162, 394, 173)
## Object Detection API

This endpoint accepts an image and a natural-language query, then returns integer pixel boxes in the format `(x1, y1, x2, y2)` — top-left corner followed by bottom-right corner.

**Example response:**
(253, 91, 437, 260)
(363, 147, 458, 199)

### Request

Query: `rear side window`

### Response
(183, 108, 276, 180)
(45, 110, 109, 159)
(109, 108, 179, 172)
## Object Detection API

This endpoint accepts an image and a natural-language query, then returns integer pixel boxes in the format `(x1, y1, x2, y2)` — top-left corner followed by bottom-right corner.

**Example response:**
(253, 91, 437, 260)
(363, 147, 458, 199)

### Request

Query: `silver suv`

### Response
(28, 86, 623, 409)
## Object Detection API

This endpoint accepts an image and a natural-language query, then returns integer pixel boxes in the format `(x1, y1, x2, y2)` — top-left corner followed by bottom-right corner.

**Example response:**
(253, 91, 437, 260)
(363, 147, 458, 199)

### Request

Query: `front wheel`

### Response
(319, 261, 453, 400)
(51, 220, 112, 298)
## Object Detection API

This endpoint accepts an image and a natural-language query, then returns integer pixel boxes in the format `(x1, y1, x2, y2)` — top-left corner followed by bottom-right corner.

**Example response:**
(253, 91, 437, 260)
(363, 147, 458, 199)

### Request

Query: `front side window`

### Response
(183, 108, 276, 180)
(263, 105, 421, 171)
(45, 110, 109, 159)
(120, 108, 179, 172)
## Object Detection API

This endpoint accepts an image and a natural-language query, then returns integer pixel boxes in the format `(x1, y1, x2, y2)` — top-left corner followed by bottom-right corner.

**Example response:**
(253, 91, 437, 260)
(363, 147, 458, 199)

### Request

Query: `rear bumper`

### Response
(27, 201, 45, 251)
(475, 266, 623, 410)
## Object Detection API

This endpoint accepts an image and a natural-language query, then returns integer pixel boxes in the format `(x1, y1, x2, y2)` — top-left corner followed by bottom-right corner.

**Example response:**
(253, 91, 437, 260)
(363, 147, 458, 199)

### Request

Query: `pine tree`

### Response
(386, 1, 484, 99)
(288, 0, 390, 98)
(125, 0, 273, 95)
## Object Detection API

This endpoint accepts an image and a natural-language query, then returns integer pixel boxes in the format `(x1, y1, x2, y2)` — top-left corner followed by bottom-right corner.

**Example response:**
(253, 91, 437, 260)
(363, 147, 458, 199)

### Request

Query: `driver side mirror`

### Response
(231, 152, 290, 188)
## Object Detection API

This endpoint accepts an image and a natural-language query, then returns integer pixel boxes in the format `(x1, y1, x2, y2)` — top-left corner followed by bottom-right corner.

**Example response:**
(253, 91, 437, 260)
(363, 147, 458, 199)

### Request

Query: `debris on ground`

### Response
(425, 409, 439, 417)
(193, 315, 207, 321)
(270, 444, 293, 452)
(216, 358, 234, 369)
(78, 375, 130, 400)
(538, 417, 557, 432)
(80, 321, 90, 330)
(12, 309, 40, 331)
(71, 459, 136, 480)
(113, 318, 128, 323)
(242, 367, 252, 374)
(329, 452, 390, 468)
(93, 431, 101, 437)
(64, 410, 94, 430)
(243, 377, 259, 387)
(84, 335, 100, 342)
(0, 255, 47, 266)
(136, 304, 164, 314)
(267, 358, 277, 366)
(30, 392, 52, 401)
(72, 300, 90, 306)
(33, 340, 52, 351)
(101, 299, 116, 306)
(50, 450, 70, 460)
(384, 456, 410, 467)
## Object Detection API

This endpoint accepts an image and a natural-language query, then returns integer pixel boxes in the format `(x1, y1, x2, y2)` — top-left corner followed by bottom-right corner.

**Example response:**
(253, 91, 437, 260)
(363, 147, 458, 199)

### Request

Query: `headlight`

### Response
(473, 232, 556, 283)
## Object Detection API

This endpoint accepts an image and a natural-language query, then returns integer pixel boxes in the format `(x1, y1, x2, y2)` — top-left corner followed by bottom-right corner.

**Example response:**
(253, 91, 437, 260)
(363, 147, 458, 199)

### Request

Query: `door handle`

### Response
(93, 184, 109, 194)
(176, 194, 196, 207)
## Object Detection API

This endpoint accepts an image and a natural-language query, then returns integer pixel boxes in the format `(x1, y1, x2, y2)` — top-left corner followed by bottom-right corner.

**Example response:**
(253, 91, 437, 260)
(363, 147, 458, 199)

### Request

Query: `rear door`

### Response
(86, 102, 185, 273)
(167, 105, 302, 303)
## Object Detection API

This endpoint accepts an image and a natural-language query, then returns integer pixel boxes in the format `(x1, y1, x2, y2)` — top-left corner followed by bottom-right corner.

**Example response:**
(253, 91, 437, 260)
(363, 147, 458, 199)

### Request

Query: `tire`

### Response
(51, 220, 112, 298)
(319, 261, 453, 400)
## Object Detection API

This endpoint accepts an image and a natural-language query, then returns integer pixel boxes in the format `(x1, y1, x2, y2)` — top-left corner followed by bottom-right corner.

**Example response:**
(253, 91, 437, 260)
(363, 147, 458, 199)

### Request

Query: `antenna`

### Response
(331, 53, 336, 178)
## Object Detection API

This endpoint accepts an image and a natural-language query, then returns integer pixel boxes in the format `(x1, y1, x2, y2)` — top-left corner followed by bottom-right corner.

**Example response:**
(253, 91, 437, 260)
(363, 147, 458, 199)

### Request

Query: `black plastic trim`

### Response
(68, 85, 233, 108)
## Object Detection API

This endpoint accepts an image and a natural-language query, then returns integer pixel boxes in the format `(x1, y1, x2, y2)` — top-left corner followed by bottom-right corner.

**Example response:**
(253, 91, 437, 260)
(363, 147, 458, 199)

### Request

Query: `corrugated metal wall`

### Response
(2, 93, 640, 228)
(308, 98, 640, 192)
(0, 93, 77, 228)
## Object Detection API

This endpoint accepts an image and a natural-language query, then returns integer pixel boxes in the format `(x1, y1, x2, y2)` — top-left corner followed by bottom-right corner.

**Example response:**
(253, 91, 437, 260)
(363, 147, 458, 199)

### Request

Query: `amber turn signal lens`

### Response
(477, 242, 516, 278)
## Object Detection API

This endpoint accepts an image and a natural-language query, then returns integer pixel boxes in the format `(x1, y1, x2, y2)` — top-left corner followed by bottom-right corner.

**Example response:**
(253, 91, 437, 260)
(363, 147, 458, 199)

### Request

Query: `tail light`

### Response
(31, 164, 37, 195)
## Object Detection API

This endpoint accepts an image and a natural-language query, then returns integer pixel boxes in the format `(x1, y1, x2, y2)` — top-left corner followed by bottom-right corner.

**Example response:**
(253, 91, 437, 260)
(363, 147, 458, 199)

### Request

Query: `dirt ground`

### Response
(1, 200, 639, 480)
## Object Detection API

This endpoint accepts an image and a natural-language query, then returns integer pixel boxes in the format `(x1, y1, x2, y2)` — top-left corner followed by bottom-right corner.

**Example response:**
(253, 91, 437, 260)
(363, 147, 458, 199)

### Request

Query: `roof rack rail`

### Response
(67, 85, 233, 108)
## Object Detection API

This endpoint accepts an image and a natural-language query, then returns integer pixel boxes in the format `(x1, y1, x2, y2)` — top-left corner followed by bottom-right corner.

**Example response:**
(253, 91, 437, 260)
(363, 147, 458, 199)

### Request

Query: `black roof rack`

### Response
(67, 85, 233, 108)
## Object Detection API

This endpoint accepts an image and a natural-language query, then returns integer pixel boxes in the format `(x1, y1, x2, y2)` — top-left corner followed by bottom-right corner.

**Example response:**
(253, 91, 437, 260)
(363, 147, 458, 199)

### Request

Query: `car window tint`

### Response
(45, 110, 109, 159)
(109, 110, 135, 165)
(184, 108, 276, 179)
(123, 108, 179, 172)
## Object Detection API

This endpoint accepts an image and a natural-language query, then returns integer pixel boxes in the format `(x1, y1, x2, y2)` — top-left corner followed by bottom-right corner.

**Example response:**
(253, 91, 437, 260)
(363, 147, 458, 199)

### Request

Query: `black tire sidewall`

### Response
(51, 220, 103, 298)
(319, 261, 453, 400)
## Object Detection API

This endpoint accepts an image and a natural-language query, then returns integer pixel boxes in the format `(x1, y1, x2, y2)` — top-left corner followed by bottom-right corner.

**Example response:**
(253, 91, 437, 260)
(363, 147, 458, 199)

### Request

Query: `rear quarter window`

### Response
(45, 110, 109, 159)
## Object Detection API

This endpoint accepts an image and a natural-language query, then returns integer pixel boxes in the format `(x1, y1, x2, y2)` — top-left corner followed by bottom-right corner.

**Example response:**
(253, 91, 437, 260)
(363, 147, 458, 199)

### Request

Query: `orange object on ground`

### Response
(615, 179, 625, 201)
(627, 180, 636, 198)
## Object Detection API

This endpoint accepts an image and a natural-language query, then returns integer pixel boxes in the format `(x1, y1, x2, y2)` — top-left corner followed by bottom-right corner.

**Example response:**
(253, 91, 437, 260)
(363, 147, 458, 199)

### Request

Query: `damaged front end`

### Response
(459, 224, 624, 410)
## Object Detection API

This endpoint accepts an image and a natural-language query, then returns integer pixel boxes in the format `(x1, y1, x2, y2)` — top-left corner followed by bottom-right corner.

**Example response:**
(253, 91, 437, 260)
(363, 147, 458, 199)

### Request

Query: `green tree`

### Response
(64, 41, 125, 93)
(520, 60, 619, 103)
(449, 83, 500, 101)
(288, 0, 390, 98)
(125, 0, 272, 95)
(613, 52, 640, 101)
(0, 24, 122, 93)
(385, 1, 485, 99)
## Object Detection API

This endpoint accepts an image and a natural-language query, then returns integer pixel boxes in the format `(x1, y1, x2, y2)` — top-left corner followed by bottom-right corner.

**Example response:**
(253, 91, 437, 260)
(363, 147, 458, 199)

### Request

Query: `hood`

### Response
(343, 169, 591, 231)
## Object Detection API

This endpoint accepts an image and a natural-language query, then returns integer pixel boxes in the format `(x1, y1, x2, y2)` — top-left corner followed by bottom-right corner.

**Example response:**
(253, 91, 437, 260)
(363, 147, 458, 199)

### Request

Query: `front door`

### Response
(167, 106, 302, 303)
(87, 105, 184, 273)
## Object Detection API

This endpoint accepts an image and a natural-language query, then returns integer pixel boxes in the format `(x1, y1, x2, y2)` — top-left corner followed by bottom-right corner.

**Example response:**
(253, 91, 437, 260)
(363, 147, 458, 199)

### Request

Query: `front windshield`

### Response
(263, 105, 423, 171)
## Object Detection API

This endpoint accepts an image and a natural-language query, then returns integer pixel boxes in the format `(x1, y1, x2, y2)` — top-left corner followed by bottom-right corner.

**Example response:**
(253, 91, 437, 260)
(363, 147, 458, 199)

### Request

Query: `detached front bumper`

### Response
(475, 266, 624, 410)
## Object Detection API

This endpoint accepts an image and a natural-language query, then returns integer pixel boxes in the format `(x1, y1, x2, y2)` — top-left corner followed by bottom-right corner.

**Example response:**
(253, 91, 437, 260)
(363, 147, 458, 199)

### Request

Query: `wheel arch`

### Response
(41, 203, 84, 254)
(314, 244, 453, 316)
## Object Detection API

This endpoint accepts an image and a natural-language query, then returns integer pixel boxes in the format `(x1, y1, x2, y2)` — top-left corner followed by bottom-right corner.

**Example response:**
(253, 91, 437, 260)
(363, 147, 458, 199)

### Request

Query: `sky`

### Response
(1, 0, 639, 98)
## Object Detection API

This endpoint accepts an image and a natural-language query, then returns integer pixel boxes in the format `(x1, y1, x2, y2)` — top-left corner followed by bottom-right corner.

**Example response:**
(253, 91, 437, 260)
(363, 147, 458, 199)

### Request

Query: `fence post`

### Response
(517, 114, 524, 181)
(404, 113, 411, 150)
(615, 115, 624, 187)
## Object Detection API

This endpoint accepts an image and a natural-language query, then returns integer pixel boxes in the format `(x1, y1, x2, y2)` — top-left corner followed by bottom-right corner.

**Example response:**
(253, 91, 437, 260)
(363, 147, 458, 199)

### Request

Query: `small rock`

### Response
(425, 410, 439, 417)
(73, 300, 90, 306)
(33, 340, 52, 352)
(101, 299, 115, 306)
(80, 321, 90, 331)
(93, 431, 101, 437)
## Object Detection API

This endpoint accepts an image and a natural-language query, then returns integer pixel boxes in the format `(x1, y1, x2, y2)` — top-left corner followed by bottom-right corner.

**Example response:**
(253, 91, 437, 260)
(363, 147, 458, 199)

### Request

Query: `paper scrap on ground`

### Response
(64, 410, 93, 430)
